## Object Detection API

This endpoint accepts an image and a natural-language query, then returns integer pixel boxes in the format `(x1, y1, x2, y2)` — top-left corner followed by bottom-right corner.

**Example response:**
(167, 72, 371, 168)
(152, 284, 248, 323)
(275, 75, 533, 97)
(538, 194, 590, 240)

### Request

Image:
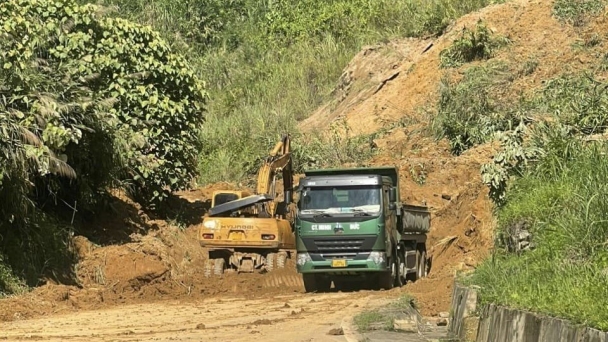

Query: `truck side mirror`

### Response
(389, 188, 397, 203)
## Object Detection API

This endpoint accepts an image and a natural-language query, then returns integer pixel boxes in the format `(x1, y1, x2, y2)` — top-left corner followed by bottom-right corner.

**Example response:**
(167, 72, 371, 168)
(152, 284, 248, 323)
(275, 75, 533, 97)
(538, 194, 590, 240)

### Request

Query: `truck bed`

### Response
(399, 204, 430, 233)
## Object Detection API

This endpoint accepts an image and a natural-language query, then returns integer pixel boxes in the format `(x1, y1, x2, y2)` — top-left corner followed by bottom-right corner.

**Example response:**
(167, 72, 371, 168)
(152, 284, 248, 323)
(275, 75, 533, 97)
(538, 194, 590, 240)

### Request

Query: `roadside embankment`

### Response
(448, 282, 608, 342)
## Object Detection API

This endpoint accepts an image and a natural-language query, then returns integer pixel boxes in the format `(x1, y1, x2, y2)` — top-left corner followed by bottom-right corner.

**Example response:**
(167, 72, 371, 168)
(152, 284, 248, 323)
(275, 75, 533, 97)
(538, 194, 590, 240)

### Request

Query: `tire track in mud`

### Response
(263, 274, 304, 288)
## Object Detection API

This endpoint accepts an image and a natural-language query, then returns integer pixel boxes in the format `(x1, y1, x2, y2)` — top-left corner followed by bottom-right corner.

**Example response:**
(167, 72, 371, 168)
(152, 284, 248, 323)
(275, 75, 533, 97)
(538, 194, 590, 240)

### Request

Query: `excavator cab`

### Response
(211, 190, 253, 208)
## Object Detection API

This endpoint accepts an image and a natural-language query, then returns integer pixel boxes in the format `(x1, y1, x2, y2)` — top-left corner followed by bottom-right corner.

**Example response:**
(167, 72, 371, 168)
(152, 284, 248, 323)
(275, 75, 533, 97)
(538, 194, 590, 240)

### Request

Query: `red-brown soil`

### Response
(2, 0, 608, 326)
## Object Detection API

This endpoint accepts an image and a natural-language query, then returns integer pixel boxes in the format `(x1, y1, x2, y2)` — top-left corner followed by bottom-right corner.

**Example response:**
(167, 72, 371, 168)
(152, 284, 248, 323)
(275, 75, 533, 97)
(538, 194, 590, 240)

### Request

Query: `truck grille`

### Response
(300, 235, 377, 260)
(315, 239, 364, 253)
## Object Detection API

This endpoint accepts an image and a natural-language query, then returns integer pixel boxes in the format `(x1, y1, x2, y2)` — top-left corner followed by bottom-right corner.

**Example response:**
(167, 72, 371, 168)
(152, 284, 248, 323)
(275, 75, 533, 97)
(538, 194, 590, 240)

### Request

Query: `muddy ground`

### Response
(2, 0, 607, 339)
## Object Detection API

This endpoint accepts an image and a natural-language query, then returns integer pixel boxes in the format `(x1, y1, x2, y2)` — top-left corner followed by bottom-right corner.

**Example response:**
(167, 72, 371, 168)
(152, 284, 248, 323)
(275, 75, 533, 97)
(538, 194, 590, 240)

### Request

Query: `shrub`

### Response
(433, 61, 521, 154)
(440, 20, 510, 68)
(553, 0, 606, 26)
(0, 0, 207, 209)
(0, 0, 205, 290)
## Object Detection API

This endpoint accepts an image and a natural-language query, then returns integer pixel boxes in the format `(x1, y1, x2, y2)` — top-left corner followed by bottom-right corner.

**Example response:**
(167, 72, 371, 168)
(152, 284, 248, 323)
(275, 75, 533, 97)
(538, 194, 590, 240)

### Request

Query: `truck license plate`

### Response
(331, 259, 347, 268)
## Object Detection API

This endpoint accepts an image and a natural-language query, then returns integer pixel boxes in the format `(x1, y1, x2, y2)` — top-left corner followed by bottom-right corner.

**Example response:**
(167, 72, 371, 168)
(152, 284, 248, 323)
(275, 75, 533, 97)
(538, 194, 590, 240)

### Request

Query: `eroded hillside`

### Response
(2, 0, 608, 323)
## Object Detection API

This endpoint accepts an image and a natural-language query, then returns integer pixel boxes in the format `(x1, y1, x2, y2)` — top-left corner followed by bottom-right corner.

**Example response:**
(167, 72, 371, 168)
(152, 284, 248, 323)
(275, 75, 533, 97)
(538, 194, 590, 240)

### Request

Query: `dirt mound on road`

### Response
(0, 185, 303, 322)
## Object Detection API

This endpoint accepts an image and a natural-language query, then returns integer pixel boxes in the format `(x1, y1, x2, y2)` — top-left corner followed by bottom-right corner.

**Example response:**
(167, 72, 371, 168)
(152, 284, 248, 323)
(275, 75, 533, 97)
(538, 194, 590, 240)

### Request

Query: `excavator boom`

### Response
(255, 134, 293, 218)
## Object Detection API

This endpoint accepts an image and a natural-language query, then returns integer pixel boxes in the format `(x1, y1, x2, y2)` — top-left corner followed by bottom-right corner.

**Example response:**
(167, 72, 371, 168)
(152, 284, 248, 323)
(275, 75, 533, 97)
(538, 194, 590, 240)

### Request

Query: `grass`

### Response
(353, 294, 418, 332)
(553, 0, 607, 26)
(466, 143, 608, 330)
(80, 0, 503, 184)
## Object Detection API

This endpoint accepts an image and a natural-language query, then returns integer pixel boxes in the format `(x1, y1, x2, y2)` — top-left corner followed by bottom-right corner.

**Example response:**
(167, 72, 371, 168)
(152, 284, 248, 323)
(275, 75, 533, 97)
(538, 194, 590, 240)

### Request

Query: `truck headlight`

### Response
(296, 253, 312, 266)
(367, 251, 386, 264)
(203, 220, 217, 229)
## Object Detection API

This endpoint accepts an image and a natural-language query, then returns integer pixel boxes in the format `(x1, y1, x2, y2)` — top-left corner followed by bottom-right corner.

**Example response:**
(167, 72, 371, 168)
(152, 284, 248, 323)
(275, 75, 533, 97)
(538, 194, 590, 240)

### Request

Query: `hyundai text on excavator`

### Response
(198, 135, 296, 276)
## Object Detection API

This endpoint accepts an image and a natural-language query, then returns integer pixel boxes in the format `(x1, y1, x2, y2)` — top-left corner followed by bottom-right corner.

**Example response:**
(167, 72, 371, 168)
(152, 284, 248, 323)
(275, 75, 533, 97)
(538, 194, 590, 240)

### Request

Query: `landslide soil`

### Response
(2, 0, 608, 331)
(300, 0, 608, 316)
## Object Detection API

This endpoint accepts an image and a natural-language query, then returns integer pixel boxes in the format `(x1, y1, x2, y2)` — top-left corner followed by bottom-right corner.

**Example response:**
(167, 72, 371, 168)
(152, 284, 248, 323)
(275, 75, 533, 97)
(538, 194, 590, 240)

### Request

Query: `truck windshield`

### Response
(299, 186, 381, 215)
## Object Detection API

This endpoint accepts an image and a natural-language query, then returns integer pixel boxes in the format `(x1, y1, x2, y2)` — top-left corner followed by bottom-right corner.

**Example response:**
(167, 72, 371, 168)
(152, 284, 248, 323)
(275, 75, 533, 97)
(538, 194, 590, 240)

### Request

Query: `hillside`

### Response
(1, 0, 608, 331)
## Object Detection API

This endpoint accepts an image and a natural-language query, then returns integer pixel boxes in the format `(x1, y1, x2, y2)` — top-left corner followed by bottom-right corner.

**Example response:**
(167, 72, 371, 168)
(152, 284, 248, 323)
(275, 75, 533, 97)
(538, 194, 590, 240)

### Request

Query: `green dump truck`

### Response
(295, 166, 430, 292)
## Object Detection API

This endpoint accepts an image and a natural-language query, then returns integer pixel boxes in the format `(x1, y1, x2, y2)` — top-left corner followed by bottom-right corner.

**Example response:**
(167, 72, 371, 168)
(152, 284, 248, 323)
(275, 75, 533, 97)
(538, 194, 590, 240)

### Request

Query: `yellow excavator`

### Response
(199, 134, 296, 276)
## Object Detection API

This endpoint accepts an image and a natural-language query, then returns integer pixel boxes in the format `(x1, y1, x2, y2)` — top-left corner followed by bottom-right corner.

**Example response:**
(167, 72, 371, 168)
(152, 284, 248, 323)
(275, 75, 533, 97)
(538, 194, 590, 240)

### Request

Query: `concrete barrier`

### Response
(448, 281, 608, 342)
(476, 304, 608, 342)
(448, 282, 480, 341)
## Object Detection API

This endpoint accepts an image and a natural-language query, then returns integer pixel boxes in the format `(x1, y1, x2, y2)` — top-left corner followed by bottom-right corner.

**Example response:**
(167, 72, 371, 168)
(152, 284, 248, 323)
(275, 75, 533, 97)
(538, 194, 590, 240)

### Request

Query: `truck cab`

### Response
(295, 167, 429, 292)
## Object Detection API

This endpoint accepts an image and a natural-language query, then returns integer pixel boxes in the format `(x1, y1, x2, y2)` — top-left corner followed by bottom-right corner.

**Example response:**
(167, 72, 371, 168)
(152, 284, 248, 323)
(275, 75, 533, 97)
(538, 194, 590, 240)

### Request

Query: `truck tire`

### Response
(395, 248, 405, 287)
(417, 249, 427, 279)
(204, 259, 214, 278)
(378, 257, 396, 290)
(415, 248, 426, 279)
(302, 274, 330, 292)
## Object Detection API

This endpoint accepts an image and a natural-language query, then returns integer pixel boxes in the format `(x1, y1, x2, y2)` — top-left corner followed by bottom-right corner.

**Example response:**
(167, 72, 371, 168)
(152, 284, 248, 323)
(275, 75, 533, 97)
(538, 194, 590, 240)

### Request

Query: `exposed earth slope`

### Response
(2, 0, 607, 336)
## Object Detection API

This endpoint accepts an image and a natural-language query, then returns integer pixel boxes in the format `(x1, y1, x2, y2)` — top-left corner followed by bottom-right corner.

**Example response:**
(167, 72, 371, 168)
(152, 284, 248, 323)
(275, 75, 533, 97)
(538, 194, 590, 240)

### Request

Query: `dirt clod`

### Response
(327, 327, 344, 335)
(252, 319, 273, 325)
(196, 323, 206, 330)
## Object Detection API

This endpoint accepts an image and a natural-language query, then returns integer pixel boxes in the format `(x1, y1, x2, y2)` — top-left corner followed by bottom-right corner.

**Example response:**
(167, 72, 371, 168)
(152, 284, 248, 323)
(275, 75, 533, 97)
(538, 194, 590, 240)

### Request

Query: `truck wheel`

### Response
(379, 257, 396, 290)
(277, 252, 288, 269)
(302, 274, 330, 292)
(266, 253, 276, 272)
(395, 251, 405, 287)
(214, 258, 226, 276)
(417, 249, 427, 279)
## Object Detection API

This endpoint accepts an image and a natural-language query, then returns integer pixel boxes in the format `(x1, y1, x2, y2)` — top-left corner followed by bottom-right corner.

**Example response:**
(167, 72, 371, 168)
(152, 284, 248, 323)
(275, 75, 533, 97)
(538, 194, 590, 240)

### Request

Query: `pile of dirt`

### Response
(0, 184, 304, 322)
(299, 0, 608, 316)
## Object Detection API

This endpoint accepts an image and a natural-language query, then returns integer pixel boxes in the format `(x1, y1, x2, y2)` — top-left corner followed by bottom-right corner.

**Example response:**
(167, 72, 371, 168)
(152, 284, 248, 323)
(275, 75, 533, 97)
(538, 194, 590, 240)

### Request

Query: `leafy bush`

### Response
(440, 20, 510, 68)
(433, 61, 522, 154)
(0, 0, 205, 291)
(480, 74, 608, 206)
(480, 122, 542, 206)
(0, 0, 206, 208)
(535, 74, 608, 135)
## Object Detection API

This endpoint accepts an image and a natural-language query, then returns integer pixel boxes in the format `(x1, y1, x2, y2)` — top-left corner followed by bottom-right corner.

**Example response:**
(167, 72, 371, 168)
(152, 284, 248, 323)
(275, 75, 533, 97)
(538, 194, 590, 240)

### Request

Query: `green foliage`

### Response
(293, 121, 377, 172)
(468, 143, 608, 331)
(480, 122, 542, 206)
(534, 74, 608, 135)
(553, 0, 606, 26)
(0, 0, 205, 291)
(353, 294, 417, 332)
(0, 255, 27, 296)
(433, 61, 522, 154)
(479, 74, 608, 206)
(84, 0, 498, 184)
(0, 0, 206, 208)
(440, 20, 510, 68)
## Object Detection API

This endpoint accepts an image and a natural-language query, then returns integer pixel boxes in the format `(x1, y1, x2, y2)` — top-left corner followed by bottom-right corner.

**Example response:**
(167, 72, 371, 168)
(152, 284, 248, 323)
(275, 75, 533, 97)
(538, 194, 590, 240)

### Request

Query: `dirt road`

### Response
(0, 290, 399, 342)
